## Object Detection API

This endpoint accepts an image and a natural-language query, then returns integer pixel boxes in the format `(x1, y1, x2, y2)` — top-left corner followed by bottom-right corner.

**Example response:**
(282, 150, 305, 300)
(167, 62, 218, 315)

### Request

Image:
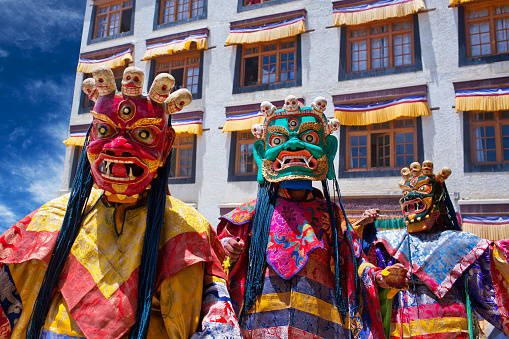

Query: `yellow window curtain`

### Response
(462, 216, 509, 241)
(225, 16, 305, 46)
(334, 95, 431, 126)
(77, 49, 132, 73)
(222, 111, 264, 132)
(142, 34, 208, 61)
(172, 118, 203, 135)
(455, 88, 509, 113)
(63, 132, 87, 146)
(333, 0, 426, 26)
(449, 0, 478, 6)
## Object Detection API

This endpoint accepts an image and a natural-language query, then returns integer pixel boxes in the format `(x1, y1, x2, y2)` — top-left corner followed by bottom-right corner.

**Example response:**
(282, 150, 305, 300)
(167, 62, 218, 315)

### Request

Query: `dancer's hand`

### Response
(376, 263, 410, 290)
(223, 237, 245, 261)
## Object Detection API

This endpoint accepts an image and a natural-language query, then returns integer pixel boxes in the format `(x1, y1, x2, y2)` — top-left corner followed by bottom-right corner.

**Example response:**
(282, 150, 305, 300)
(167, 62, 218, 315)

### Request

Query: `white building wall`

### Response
(62, 0, 509, 226)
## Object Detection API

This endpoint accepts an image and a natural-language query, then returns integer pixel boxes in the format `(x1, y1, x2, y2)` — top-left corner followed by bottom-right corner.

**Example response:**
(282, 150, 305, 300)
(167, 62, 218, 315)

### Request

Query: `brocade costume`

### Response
(0, 189, 240, 339)
(361, 162, 504, 339)
(218, 189, 385, 339)
(369, 223, 503, 338)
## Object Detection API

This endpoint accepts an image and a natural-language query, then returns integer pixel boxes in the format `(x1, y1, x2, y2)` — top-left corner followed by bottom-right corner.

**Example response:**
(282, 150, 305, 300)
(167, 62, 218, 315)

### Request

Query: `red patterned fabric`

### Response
(492, 240, 509, 336)
(0, 306, 10, 339)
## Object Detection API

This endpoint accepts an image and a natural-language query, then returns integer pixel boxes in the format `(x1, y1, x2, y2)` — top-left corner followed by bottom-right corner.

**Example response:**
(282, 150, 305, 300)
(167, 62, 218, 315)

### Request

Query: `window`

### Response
(469, 111, 509, 164)
(464, 2, 509, 58)
(80, 68, 125, 113)
(159, 0, 204, 24)
(347, 18, 413, 72)
(153, 49, 202, 98)
(169, 133, 196, 183)
(339, 14, 422, 80)
(234, 36, 301, 93)
(243, 0, 273, 6)
(345, 118, 418, 171)
(236, 132, 257, 175)
(228, 131, 258, 181)
(93, 1, 133, 40)
(241, 38, 296, 87)
(238, 0, 295, 12)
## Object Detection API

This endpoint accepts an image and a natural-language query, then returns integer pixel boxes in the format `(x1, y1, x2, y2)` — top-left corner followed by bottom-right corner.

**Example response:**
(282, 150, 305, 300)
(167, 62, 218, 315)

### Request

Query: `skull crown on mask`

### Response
(82, 66, 192, 199)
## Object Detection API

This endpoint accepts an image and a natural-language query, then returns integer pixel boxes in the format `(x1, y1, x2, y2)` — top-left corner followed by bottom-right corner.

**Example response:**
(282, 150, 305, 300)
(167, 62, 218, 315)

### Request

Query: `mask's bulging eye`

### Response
(288, 118, 299, 130)
(301, 131, 319, 144)
(418, 184, 432, 194)
(95, 122, 117, 139)
(118, 101, 135, 121)
(269, 135, 286, 147)
(131, 127, 159, 146)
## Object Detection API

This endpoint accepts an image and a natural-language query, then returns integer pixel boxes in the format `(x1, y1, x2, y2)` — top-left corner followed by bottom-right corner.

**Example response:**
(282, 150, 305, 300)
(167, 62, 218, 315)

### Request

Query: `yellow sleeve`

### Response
(148, 263, 204, 339)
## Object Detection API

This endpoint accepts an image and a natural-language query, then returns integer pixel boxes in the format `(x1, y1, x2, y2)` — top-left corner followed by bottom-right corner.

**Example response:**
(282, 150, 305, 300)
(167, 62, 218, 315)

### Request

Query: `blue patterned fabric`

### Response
(377, 229, 484, 287)
(40, 329, 86, 339)
(0, 264, 22, 331)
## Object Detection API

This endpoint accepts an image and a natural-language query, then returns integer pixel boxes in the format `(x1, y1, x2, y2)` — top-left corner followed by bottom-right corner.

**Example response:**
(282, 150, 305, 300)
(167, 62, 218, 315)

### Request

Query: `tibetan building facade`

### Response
(61, 0, 509, 239)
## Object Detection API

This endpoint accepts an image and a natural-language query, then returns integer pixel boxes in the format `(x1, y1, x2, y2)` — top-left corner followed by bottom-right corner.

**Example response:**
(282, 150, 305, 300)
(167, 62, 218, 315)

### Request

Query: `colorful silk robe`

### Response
(0, 188, 241, 339)
(370, 226, 503, 339)
(491, 239, 509, 337)
(217, 190, 386, 339)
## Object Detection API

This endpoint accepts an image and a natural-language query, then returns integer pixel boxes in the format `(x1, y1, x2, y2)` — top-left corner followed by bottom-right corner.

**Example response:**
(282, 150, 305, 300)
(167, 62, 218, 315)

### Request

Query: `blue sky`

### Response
(0, 0, 86, 233)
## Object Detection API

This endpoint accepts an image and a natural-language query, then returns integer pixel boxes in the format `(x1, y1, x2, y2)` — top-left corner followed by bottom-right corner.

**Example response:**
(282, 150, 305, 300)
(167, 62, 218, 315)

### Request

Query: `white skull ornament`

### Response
(82, 78, 99, 102)
(165, 88, 193, 114)
(260, 101, 276, 118)
(149, 73, 175, 103)
(327, 118, 340, 135)
(251, 124, 265, 139)
(410, 162, 422, 177)
(284, 95, 300, 113)
(422, 160, 434, 176)
(312, 97, 327, 113)
(121, 66, 144, 96)
(92, 66, 116, 96)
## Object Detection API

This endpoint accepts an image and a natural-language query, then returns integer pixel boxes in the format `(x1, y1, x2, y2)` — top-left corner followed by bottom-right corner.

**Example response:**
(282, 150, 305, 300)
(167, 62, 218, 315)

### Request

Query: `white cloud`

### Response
(24, 76, 75, 106)
(0, 203, 17, 229)
(0, 1, 84, 53)
(0, 48, 8, 58)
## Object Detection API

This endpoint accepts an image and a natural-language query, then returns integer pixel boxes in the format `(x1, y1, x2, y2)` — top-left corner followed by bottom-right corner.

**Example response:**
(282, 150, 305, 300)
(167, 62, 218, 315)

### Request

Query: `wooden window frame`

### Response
(158, 0, 204, 25)
(240, 37, 297, 88)
(168, 133, 197, 184)
(153, 48, 203, 99)
(468, 110, 509, 165)
(339, 14, 422, 80)
(170, 133, 195, 178)
(346, 17, 414, 74)
(345, 118, 418, 172)
(235, 131, 258, 176)
(93, 0, 133, 40)
(228, 131, 258, 182)
(464, 1, 509, 58)
(237, 0, 296, 12)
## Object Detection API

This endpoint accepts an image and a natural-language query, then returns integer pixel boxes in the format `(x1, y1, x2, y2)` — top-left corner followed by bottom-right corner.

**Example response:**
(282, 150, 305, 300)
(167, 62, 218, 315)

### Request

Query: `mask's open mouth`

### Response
(400, 196, 427, 215)
(98, 157, 145, 182)
(273, 150, 318, 171)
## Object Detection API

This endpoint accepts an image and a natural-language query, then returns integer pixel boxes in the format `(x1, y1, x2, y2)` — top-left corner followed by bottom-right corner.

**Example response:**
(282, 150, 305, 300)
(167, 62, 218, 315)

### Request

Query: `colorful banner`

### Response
(334, 95, 431, 126)
(63, 131, 87, 146)
(77, 49, 132, 73)
(172, 118, 203, 135)
(226, 16, 305, 45)
(333, 0, 425, 26)
(142, 34, 208, 60)
(455, 87, 509, 113)
(222, 111, 264, 132)
(462, 216, 509, 241)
